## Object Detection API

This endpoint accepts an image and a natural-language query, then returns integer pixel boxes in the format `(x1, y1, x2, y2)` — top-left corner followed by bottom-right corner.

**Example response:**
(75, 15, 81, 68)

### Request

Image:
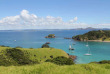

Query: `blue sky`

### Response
(0, 0, 110, 30)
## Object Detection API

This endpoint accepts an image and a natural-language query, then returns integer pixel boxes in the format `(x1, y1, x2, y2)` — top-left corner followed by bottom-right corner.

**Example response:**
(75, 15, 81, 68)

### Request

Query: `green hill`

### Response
(0, 46, 69, 66)
(72, 30, 110, 41)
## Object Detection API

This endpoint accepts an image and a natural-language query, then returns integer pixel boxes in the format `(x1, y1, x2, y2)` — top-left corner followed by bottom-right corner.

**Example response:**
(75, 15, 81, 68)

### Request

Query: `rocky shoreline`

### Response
(67, 53, 77, 61)
(69, 55, 77, 60)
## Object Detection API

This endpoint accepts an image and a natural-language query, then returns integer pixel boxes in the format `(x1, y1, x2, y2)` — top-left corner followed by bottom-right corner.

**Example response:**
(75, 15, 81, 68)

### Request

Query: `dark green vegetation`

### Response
(41, 44, 50, 48)
(91, 60, 110, 64)
(72, 30, 110, 41)
(0, 48, 38, 66)
(46, 56, 74, 65)
(45, 34, 55, 38)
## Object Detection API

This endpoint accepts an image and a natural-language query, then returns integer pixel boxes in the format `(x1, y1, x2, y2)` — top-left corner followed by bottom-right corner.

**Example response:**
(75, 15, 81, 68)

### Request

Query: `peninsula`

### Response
(72, 30, 110, 42)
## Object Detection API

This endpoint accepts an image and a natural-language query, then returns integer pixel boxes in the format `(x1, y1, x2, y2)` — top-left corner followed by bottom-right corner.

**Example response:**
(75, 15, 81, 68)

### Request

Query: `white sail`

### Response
(69, 45, 71, 48)
(84, 42, 92, 56)
(86, 45, 88, 47)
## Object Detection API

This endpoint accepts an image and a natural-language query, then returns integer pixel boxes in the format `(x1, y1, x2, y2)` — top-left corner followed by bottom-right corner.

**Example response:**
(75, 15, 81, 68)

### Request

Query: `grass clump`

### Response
(0, 63, 110, 74)
(45, 56, 74, 65)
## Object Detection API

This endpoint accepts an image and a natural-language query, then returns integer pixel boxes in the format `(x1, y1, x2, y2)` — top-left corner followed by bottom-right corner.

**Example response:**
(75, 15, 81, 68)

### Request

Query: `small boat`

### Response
(69, 45, 74, 50)
(84, 42, 92, 56)
(72, 43, 75, 45)
(84, 53, 92, 56)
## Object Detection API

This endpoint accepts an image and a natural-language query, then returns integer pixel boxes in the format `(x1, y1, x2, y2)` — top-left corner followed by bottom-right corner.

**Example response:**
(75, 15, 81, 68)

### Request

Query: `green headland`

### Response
(72, 30, 110, 42)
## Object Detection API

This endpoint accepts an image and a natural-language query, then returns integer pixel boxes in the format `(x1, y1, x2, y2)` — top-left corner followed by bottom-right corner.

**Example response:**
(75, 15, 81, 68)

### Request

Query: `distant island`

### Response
(72, 30, 110, 42)
(45, 34, 56, 38)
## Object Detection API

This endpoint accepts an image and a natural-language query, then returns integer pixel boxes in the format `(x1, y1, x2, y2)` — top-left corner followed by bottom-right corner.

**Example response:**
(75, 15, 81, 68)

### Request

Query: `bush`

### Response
(45, 56, 74, 65)
(99, 60, 110, 64)
(5, 48, 39, 66)
(41, 44, 49, 48)
(0, 45, 9, 47)
(90, 60, 110, 64)
(30, 47, 33, 49)
(15, 46, 22, 48)
(0, 54, 15, 66)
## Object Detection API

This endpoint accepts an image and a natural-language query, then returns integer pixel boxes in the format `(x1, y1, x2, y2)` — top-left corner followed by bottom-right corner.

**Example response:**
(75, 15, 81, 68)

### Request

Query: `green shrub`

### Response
(15, 46, 22, 48)
(45, 56, 74, 65)
(41, 44, 49, 48)
(0, 54, 15, 66)
(30, 47, 33, 49)
(0, 45, 9, 47)
(90, 60, 110, 64)
(5, 48, 39, 65)
(99, 60, 110, 64)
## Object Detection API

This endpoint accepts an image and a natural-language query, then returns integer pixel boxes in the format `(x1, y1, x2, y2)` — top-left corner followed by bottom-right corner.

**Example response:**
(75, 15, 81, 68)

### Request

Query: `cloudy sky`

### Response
(0, 0, 110, 30)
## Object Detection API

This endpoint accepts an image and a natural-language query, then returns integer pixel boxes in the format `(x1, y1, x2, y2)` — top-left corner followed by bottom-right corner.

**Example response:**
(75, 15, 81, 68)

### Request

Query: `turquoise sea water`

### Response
(0, 29, 110, 64)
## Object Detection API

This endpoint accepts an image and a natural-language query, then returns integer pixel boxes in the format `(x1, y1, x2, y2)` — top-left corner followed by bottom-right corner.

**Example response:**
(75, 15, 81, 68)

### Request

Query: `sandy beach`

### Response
(88, 40, 110, 42)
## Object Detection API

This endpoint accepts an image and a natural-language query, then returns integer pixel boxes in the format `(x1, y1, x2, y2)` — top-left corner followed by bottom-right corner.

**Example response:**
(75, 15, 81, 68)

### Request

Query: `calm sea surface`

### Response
(0, 29, 110, 64)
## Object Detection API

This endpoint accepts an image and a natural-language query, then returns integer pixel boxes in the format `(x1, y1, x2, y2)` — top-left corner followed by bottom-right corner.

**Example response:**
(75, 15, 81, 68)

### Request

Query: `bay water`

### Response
(0, 29, 110, 63)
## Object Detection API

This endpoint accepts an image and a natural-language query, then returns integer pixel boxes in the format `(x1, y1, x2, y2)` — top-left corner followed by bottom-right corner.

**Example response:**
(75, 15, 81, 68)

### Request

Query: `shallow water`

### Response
(0, 29, 110, 64)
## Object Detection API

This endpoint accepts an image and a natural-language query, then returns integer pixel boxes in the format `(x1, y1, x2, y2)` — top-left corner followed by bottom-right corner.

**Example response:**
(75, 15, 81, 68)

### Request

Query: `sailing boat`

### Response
(69, 44, 74, 50)
(84, 42, 92, 56)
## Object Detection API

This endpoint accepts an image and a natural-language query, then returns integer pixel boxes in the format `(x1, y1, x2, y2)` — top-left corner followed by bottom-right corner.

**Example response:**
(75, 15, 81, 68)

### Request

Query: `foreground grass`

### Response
(0, 62, 110, 74)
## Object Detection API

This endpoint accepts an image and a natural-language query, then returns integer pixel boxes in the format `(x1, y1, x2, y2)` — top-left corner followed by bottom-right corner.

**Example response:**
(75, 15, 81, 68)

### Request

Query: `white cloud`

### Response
(0, 10, 109, 30)
(94, 23, 110, 28)
(69, 17, 78, 23)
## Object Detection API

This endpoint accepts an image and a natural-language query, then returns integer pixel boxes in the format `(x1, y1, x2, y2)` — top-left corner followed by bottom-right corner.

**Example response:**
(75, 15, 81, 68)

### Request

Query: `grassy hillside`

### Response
(20, 48, 69, 62)
(0, 62, 110, 74)
(72, 30, 110, 41)
(0, 46, 69, 64)
(1, 46, 110, 74)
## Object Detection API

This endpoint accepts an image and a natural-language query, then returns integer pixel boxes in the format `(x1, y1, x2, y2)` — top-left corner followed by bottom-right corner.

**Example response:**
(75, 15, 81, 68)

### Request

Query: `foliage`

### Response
(29, 47, 33, 49)
(72, 30, 110, 41)
(15, 46, 22, 48)
(91, 60, 110, 64)
(45, 56, 74, 65)
(0, 54, 14, 66)
(41, 44, 49, 48)
(0, 48, 39, 66)
(0, 45, 9, 47)
(48, 34, 55, 37)
(5, 48, 38, 65)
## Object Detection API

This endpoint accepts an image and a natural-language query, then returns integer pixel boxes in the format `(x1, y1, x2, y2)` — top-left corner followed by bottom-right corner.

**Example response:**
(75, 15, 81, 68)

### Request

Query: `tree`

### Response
(41, 44, 49, 48)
